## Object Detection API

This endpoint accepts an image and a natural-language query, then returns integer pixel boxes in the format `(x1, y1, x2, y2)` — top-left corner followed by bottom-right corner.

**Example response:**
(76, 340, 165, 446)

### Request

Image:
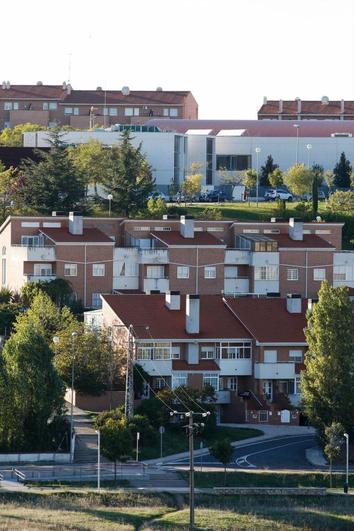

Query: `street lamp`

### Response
(70, 331, 78, 462)
(293, 124, 300, 164)
(344, 433, 349, 494)
(306, 144, 312, 169)
(255, 147, 261, 208)
(95, 429, 101, 491)
(107, 194, 113, 217)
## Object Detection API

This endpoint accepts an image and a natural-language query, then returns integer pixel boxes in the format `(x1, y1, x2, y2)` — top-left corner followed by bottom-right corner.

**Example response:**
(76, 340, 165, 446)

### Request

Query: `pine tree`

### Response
(260, 155, 278, 186)
(333, 152, 352, 188)
(301, 282, 354, 435)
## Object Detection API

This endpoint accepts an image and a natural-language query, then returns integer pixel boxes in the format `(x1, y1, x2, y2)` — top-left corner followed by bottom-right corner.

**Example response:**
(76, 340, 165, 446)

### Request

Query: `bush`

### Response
(197, 207, 222, 220)
(129, 414, 157, 445)
(326, 190, 354, 214)
(0, 288, 13, 304)
(135, 398, 169, 428)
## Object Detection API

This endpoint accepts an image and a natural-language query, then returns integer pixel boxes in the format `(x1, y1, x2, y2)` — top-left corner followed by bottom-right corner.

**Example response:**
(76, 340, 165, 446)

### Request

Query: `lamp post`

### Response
(293, 124, 300, 164)
(95, 429, 101, 491)
(306, 144, 312, 169)
(255, 147, 261, 208)
(344, 433, 349, 494)
(107, 194, 113, 216)
(70, 331, 78, 462)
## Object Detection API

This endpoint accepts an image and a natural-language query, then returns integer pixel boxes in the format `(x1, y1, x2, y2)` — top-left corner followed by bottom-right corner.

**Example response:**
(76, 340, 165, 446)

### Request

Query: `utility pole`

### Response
(125, 324, 135, 421)
(170, 410, 210, 530)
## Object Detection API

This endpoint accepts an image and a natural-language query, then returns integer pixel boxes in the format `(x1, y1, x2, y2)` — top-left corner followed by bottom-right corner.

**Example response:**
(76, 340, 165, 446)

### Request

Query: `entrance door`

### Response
(280, 409, 290, 423)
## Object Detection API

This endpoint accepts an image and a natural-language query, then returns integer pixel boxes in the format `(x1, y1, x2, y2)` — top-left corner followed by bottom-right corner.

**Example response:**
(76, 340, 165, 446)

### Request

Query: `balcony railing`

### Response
(24, 274, 57, 283)
(254, 362, 295, 379)
(140, 249, 169, 264)
(12, 245, 56, 261)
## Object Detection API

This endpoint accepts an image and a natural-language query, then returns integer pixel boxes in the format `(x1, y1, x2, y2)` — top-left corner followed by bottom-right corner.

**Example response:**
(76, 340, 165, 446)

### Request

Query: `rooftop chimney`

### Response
(186, 295, 200, 334)
(62, 81, 67, 90)
(289, 218, 303, 241)
(6, 81, 10, 90)
(296, 98, 302, 114)
(279, 99, 283, 113)
(341, 99, 345, 113)
(286, 293, 302, 314)
(180, 215, 194, 238)
(263, 96, 267, 105)
(165, 291, 181, 310)
(2, 81, 6, 90)
(68, 211, 83, 235)
(66, 83, 72, 95)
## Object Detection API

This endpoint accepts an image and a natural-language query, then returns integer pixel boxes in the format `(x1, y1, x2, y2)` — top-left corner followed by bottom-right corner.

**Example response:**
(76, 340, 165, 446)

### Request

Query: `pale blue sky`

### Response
(3, 0, 354, 118)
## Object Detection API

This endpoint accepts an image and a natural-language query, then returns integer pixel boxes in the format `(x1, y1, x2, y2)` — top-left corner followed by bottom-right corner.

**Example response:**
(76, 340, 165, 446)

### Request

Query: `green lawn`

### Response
(139, 426, 262, 460)
(180, 470, 354, 490)
(0, 491, 353, 530)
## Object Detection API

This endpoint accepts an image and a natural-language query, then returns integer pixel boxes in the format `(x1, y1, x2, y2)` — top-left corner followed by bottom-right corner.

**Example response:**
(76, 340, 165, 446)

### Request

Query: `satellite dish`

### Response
(122, 86, 130, 96)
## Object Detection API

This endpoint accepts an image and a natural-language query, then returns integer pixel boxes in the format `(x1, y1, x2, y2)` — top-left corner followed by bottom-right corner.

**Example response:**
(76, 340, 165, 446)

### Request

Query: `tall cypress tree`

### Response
(260, 155, 278, 186)
(333, 152, 352, 188)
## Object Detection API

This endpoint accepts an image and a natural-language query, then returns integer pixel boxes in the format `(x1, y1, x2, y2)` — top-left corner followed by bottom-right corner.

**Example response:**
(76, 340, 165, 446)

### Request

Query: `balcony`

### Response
(113, 277, 139, 290)
(12, 245, 56, 261)
(140, 249, 169, 264)
(254, 363, 295, 379)
(225, 250, 250, 265)
(224, 278, 249, 295)
(217, 358, 253, 376)
(135, 359, 172, 375)
(143, 278, 169, 293)
(214, 390, 231, 404)
(24, 274, 57, 283)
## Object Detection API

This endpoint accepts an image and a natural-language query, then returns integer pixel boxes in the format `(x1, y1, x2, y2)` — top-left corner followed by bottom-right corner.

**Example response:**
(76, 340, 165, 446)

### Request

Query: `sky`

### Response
(2, 0, 354, 119)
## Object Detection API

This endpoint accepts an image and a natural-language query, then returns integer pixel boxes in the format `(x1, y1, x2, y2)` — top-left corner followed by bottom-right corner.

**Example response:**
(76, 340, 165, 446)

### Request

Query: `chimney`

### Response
(165, 291, 181, 310)
(180, 215, 195, 238)
(186, 295, 200, 334)
(68, 211, 83, 235)
(6, 81, 10, 90)
(286, 293, 302, 314)
(62, 81, 67, 90)
(66, 83, 72, 95)
(2, 81, 6, 90)
(297, 98, 302, 114)
(279, 99, 283, 113)
(341, 99, 345, 113)
(263, 96, 267, 105)
(289, 218, 303, 241)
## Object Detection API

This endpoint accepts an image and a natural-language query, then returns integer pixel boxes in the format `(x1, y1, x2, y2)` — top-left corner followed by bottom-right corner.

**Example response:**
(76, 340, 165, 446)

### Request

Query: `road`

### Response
(167, 435, 319, 470)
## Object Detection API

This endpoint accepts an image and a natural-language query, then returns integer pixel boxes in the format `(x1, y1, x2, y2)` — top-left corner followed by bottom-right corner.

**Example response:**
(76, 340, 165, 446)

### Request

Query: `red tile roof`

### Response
(0, 85, 65, 100)
(151, 231, 225, 246)
(40, 227, 114, 243)
(259, 100, 354, 117)
(102, 294, 251, 340)
(63, 90, 191, 105)
(172, 360, 219, 371)
(224, 297, 307, 343)
(270, 234, 335, 249)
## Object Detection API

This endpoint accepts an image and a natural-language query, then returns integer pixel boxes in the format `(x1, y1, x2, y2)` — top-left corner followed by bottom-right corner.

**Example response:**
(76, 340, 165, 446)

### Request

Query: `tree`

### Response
(21, 278, 75, 308)
(0, 302, 22, 336)
(209, 439, 234, 485)
(181, 173, 202, 199)
(1, 320, 65, 451)
(301, 282, 354, 435)
(0, 123, 44, 147)
(242, 168, 257, 190)
(268, 168, 284, 188)
(283, 164, 313, 197)
(147, 197, 167, 218)
(14, 130, 87, 214)
(260, 155, 278, 186)
(101, 130, 155, 216)
(0, 161, 18, 223)
(310, 164, 324, 216)
(324, 422, 344, 487)
(99, 418, 133, 478)
(198, 207, 222, 220)
(333, 152, 352, 188)
(326, 190, 354, 214)
(324, 170, 335, 192)
(68, 139, 111, 196)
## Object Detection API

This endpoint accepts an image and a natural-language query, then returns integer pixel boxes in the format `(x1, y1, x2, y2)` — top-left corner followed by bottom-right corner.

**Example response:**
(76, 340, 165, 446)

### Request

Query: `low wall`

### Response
(0, 453, 71, 464)
(214, 487, 326, 496)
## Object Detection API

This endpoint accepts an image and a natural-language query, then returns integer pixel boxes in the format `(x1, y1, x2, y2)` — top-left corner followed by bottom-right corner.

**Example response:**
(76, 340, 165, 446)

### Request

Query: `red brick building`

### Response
(258, 96, 354, 120)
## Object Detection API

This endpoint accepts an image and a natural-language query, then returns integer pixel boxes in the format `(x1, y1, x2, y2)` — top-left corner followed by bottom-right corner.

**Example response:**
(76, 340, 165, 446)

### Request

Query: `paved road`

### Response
(167, 435, 318, 470)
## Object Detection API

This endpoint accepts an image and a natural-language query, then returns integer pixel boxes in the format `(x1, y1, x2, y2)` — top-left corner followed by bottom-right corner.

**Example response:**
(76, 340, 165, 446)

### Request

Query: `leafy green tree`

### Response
(333, 152, 352, 188)
(209, 439, 234, 485)
(1, 320, 65, 451)
(324, 422, 344, 487)
(268, 168, 284, 188)
(0, 356, 14, 450)
(301, 282, 354, 435)
(283, 164, 313, 196)
(0, 302, 22, 336)
(0, 123, 44, 147)
(147, 197, 167, 218)
(21, 278, 74, 308)
(311, 164, 324, 216)
(242, 168, 257, 190)
(101, 130, 155, 216)
(260, 155, 278, 186)
(181, 173, 202, 199)
(99, 418, 133, 478)
(15, 130, 86, 214)
(326, 190, 354, 214)
(324, 170, 335, 192)
(0, 162, 18, 223)
(68, 139, 111, 196)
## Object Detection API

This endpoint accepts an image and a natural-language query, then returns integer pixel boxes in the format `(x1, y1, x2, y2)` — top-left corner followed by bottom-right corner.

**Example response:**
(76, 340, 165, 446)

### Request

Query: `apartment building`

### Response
(97, 291, 310, 424)
(0, 213, 352, 307)
(0, 82, 198, 130)
(258, 96, 354, 120)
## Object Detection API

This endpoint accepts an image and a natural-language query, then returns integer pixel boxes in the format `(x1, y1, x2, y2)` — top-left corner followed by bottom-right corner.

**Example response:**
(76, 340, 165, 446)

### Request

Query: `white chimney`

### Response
(286, 294, 302, 314)
(68, 211, 83, 235)
(279, 99, 283, 113)
(289, 218, 303, 241)
(6, 81, 10, 89)
(297, 98, 302, 113)
(2, 81, 6, 90)
(62, 81, 67, 90)
(165, 291, 181, 310)
(186, 295, 200, 334)
(66, 83, 72, 95)
(341, 99, 345, 113)
(263, 96, 267, 105)
(180, 216, 194, 238)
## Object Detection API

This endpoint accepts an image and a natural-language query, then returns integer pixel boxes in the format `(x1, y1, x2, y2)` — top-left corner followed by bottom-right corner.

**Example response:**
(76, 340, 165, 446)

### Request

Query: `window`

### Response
(93, 263, 105, 277)
(146, 265, 165, 279)
(287, 268, 299, 281)
(225, 266, 238, 279)
(2, 246, 6, 256)
(2, 258, 6, 286)
(64, 263, 77, 277)
(289, 350, 303, 362)
(203, 373, 219, 390)
(294, 376, 301, 394)
(163, 108, 178, 117)
(254, 241, 277, 252)
(264, 350, 277, 363)
(21, 235, 40, 247)
(200, 346, 215, 359)
(177, 266, 189, 279)
(254, 266, 278, 281)
(43, 102, 57, 110)
(216, 155, 251, 171)
(125, 107, 139, 116)
(217, 342, 251, 359)
(228, 377, 238, 391)
(204, 266, 216, 279)
(92, 292, 102, 308)
(172, 373, 187, 389)
(64, 107, 79, 115)
(103, 107, 118, 116)
(314, 268, 326, 281)
(171, 346, 180, 359)
(33, 264, 52, 277)
(262, 381, 273, 400)
(155, 377, 166, 390)
(137, 343, 153, 360)
(259, 410, 269, 422)
(137, 342, 172, 360)
(4, 102, 18, 110)
(333, 266, 353, 281)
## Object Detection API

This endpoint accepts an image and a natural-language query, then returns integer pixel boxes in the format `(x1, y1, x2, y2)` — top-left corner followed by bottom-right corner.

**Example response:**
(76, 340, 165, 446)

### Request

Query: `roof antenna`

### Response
(67, 52, 72, 84)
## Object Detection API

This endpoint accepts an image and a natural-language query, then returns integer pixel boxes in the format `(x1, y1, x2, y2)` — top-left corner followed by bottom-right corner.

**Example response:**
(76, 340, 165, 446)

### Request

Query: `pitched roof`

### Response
(0, 85, 65, 100)
(270, 234, 335, 249)
(224, 297, 307, 343)
(259, 100, 354, 116)
(40, 227, 114, 243)
(151, 231, 225, 246)
(102, 294, 251, 340)
(63, 90, 191, 105)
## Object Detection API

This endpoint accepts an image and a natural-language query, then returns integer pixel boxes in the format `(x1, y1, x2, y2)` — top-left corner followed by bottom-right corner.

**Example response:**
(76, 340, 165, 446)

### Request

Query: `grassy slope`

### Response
(139, 426, 262, 460)
(0, 491, 353, 530)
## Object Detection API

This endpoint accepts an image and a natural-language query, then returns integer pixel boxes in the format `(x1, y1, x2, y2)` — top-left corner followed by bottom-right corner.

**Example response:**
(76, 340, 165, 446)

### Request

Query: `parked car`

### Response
(264, 189, 293, 201)
(205, 191, 227, 202)
(302, 190, 327, 201)
(148, 191, 169, 202)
